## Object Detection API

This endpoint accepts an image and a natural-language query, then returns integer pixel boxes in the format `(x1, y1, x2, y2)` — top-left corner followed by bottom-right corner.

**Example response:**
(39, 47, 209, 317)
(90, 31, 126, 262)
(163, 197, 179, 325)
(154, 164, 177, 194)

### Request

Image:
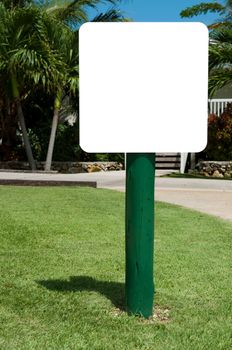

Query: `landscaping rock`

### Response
(195, 161, 232, 178)
(87, 165, 102, 173)
(0, 161, 123, 173)
(224, 172, 231, 178)
(212, 170, 223, 178)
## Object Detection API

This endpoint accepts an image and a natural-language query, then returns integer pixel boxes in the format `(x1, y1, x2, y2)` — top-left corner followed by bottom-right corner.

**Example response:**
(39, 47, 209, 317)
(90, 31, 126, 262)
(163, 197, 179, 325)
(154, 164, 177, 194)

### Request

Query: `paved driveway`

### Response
(0, 170, 232, 221)
(155, 177, 232, 221)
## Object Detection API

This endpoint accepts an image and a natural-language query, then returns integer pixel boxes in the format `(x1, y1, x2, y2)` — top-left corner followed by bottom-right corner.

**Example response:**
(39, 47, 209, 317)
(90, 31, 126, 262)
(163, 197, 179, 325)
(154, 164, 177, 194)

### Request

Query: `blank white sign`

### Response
(79, 22, 208, 153)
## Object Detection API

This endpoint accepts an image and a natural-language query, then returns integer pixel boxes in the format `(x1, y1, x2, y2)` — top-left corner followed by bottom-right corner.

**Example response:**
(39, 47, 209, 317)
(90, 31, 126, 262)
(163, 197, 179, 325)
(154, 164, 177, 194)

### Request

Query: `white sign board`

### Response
(79, 22, 208, 153)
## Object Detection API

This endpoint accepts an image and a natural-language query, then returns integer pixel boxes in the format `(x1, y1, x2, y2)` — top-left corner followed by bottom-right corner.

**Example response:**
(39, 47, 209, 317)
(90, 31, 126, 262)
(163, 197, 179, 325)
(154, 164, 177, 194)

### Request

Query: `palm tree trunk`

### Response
(11, 75, 36, 171)
(44, 91, 61, 171)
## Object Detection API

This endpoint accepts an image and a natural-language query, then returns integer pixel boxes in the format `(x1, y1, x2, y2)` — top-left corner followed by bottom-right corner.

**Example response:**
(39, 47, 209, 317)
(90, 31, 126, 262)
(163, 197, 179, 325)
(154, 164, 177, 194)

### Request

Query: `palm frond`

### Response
(44, 0, 101, 22)
(1, 0, 32, 10)
(59, 95, 78, 124)
(92, 7, 128, 22)
(209, 43, 232, 69)
(0, 4, 70, 93)
(209, 68, 232, 97)
(210, 24, 232, 42)
(45, 1, 89, 23)
(43, 0, 125, 25)
(208, 21, 232, 30)
(180, 2, 225, 18)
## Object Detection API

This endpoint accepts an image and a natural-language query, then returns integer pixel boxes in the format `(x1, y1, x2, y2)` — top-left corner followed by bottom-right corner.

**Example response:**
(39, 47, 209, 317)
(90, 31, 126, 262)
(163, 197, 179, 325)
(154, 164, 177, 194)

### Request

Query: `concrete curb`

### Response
(0, 179, 97, 188)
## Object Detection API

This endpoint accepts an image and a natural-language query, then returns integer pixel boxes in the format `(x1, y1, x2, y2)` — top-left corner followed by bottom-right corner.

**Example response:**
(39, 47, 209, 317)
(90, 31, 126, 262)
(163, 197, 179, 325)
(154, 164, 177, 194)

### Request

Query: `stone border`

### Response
(0, 161, 123, 173)
(194, 161, 232, 178)
(0, 179, 97, 187)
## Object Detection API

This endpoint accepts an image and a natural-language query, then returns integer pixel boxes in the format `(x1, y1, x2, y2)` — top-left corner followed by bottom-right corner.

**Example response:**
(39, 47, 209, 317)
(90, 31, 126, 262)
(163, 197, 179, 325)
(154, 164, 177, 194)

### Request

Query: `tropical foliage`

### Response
(201, 104, 232, 160)
(181, 1, 232, 98)
(180, 0, 232, 29)
(208, 22, 232, 96)
(0, 0, 127, 169)
(180, 1, 232, 161)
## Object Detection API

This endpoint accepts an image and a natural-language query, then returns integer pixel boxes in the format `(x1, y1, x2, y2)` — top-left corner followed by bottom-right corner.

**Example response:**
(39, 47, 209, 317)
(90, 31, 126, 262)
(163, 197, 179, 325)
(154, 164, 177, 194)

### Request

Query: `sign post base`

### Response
(125, 153, 155, 318)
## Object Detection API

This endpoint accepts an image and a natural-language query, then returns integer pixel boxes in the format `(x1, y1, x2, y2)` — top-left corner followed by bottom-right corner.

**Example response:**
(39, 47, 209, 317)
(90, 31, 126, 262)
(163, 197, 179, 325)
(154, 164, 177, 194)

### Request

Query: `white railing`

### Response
(208, 98, 232, 116)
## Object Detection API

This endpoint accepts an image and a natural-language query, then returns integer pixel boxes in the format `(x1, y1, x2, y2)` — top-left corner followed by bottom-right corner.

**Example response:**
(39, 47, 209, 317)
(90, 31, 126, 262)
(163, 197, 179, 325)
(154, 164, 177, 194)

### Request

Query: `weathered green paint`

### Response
(125, 153, 155, 318)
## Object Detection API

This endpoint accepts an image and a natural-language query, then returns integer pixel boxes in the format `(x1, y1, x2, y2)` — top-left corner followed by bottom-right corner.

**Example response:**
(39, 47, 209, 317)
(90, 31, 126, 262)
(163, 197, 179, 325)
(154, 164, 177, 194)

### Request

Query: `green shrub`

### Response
(200, 103, 232, 160)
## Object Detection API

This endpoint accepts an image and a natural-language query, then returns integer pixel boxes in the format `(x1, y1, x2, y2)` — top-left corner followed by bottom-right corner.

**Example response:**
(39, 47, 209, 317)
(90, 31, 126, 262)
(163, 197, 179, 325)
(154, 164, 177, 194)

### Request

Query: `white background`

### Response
(79, 22, 208, 153)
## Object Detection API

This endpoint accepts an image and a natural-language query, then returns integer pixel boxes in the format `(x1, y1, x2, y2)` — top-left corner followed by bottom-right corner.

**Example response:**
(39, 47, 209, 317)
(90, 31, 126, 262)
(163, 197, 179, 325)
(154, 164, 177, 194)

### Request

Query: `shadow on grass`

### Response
(37, 276, 125, 310)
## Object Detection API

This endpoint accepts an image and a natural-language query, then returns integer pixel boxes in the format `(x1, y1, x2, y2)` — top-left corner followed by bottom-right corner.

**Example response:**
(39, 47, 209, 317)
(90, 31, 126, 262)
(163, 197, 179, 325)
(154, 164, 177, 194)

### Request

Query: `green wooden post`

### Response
(125, 153, 155, 318)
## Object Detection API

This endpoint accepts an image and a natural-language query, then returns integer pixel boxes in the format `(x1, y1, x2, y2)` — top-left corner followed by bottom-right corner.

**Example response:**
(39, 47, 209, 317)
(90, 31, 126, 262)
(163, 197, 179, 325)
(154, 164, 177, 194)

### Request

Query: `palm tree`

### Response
(0, 3, 67, 169)
(43, 21, 75, 171)
(44, 4, 128, 171)
(0, 0, 128, 169)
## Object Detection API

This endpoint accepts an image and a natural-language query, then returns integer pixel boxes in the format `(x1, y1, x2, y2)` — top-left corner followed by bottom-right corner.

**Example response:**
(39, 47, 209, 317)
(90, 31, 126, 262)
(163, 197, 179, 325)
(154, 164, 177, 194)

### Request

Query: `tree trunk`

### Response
(16, 100, 36, 170)
(0, 100, 19, 161)
(11, 75, 36, 170)
(44, 91, 61, 171)
(190, 153, 196, 170)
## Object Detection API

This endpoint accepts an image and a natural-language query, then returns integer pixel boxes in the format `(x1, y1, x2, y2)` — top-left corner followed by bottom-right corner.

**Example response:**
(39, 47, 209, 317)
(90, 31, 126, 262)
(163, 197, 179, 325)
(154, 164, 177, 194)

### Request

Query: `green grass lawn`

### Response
(0, 186, 232, 350)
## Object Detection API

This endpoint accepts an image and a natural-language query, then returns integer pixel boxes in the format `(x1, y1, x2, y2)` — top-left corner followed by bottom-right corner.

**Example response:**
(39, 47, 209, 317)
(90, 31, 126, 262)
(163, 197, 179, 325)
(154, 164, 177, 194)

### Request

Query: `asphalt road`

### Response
(0, 170, 232, 221)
